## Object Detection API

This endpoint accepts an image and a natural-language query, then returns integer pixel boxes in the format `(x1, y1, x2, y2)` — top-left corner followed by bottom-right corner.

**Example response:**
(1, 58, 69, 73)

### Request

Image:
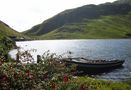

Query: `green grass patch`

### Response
(77, 77, 131, 90)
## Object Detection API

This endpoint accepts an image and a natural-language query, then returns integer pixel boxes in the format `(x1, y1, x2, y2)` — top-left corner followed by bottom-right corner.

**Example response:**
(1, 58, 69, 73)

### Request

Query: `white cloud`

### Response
(0, 0, 116, 32)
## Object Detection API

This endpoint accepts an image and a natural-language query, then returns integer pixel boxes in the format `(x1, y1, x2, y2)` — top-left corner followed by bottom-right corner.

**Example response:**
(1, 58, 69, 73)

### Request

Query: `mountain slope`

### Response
(0, 20, 30, 40)
(40, 12, 131, 39)
(24, 0, 131, 39)
(0, 20, 21, 37)
(0, 21, 19, 60)
(114, 0, 131, 4)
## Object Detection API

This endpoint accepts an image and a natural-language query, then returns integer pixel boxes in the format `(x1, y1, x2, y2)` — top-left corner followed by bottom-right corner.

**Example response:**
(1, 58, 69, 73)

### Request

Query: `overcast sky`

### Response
(0, 0, 116, 32)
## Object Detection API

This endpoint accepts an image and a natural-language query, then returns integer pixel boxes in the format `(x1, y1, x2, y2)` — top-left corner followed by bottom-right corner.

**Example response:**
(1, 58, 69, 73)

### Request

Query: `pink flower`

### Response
(0, 61, 3, 66)
(26, 70, 30, 76)
(29, 74, 33, 79)
(80, 84, 88, 90)
(51, 82, 56, 89)
(25, 70, 33, 79)
(63, 75, 68, 83)
(2, 75, 7, 80)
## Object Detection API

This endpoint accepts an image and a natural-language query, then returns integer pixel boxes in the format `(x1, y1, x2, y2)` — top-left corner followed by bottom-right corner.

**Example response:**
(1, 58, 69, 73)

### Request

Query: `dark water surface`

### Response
(9, 39, 131, 81)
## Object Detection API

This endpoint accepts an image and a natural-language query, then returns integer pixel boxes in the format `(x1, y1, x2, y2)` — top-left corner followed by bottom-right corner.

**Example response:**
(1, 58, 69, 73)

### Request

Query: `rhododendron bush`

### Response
(0, 51, 78, 89)
(0, 50, 130, 90)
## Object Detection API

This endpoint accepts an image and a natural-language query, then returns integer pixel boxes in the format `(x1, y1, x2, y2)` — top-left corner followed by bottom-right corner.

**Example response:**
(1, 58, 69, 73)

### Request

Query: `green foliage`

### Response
(0, 51, 131, 90)
(0, 36, 16, 62)
(0, 20, 31, 62)
(0, 51, 75, 89)
(1, 47, 131, 89)
(77, 77, 131, 90)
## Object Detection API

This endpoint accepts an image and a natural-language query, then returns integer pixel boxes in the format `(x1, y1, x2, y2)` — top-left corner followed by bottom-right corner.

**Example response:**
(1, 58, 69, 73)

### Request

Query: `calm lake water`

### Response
(9, 39, 131, 82)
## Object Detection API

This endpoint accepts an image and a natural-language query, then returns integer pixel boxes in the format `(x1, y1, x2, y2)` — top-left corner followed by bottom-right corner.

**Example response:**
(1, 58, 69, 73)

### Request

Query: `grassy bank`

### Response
(77, 77, 131, 90)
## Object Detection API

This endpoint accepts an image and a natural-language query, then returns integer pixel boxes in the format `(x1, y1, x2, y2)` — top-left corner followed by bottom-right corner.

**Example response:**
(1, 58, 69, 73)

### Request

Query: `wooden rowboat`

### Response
(63, 58, 125, 74)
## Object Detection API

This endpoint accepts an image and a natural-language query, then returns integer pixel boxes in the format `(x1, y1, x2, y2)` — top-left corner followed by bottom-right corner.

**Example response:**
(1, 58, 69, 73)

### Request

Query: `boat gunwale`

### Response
(63, 58, 125, 65)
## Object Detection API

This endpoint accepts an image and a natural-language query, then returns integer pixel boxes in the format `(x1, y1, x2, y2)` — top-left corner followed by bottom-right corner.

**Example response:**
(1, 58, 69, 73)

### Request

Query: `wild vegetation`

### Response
(24, 0, 131, 39)
(0, 20, 21, 37)
(0, 20, 29, 41)
(0, 36, 16, 62)
(0, 51, 131, 90)
(0, 20, 26, 61)
(41, 12, 131, 39)
(0, 0, 131, 89)
(0, 24, 131, 89)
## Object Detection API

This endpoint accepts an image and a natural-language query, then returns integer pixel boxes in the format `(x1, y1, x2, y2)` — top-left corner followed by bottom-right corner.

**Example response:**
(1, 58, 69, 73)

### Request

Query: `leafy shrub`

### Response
(0, 51, 77, 89)
(0, 50, 131, 90)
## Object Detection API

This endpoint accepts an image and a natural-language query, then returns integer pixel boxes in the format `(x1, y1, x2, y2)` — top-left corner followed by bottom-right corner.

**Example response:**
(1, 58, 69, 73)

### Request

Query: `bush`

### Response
(0, 51, 77, 89)
(0, 50, 131, 90)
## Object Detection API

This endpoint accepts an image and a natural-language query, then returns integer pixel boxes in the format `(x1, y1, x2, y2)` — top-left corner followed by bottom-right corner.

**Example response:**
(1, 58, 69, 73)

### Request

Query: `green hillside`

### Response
(0, 21, 16, 60)
(0, 20, 30, 41)
(0, 20, 29, 60)
(40, 12, 131, 39)
(24, 0, 131, 39)
(0, 21, 21, 37)
(115, 0, 131, 4)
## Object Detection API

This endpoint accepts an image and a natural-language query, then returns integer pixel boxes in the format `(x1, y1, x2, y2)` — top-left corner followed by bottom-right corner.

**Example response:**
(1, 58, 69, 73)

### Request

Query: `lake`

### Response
(9, 39, 131, 82)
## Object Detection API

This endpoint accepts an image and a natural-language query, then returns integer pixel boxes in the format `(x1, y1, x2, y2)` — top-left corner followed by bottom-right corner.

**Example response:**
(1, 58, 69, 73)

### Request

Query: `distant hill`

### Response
(40, 13, 131, 39)
(24, 0, 131, 39)
(0, 20, 29, 40)
(114, 0, 131, 4)
(0, 20, 21, 37)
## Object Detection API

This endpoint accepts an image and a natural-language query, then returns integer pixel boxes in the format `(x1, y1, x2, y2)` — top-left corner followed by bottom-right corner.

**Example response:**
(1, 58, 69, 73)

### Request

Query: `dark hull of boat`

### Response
(65, 59, 125, 74)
